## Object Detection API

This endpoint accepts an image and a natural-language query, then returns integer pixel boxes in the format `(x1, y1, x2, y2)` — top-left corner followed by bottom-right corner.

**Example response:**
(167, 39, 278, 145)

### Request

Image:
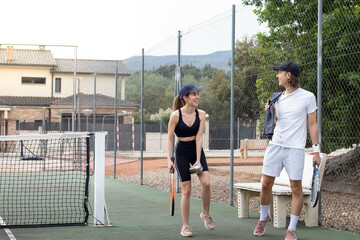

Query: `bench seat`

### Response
(240, 139, 269, 159)
(234, 153, 327, 228)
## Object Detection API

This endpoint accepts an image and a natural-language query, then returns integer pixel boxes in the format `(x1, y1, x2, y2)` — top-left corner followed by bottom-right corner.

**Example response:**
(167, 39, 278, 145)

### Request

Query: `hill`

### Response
(123, 50, 231, 72)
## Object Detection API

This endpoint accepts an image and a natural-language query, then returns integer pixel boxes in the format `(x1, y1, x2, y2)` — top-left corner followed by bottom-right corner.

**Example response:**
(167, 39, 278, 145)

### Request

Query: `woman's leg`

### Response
(197, 171, 215, 230)
(197, 171, 210, 215)
(181, 181, 191, 226)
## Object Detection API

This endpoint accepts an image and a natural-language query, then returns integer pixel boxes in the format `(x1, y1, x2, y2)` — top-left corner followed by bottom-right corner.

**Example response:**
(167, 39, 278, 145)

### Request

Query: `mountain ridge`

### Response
(123, 50, 231, 72)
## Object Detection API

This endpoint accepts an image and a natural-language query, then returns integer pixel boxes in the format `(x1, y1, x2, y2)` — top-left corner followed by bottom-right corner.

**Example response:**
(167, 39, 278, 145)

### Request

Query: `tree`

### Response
(124, 64, 222, 121)
(208, 38, 260, 121)
(243, 0, 360, 152)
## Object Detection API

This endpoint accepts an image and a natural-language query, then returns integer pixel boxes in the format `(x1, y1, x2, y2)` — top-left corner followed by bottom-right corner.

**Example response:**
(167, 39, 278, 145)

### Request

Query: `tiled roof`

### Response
(0, 48, 131, 76)
(51, 93, 138, 107)
(54, 59, 131, 75)
(0, 96, 60, 107)
(0, 94, 138, 108)
(0, 49, 57, 66)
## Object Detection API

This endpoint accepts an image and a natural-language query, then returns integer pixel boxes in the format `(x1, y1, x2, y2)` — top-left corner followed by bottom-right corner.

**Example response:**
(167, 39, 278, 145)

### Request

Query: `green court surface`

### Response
(2, 178, 359, 240)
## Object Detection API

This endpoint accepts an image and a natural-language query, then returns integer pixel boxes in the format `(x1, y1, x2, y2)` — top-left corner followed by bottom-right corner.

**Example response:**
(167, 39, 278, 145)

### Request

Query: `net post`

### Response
(93, 131, 109, 226)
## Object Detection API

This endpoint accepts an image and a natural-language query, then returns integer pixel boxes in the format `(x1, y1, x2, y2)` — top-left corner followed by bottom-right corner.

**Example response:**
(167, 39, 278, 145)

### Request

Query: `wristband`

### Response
(312, 144, 320, 153)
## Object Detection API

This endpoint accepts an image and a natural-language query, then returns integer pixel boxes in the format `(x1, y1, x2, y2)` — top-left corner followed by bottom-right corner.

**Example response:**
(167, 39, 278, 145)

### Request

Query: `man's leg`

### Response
(283, 179, 303, 240)
(254, 174, 275, 236)
(260, 175, 275, 220)
(288, 179, 303, 231)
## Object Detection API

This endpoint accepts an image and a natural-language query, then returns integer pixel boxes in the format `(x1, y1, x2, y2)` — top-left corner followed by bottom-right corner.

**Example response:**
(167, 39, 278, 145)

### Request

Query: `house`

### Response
(0, 45, 137, 135)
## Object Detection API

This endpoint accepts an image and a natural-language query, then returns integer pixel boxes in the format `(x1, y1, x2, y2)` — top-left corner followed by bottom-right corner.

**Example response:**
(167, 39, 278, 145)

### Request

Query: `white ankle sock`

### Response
(288, 215, 299, 231)
(260, 205, 270, 221)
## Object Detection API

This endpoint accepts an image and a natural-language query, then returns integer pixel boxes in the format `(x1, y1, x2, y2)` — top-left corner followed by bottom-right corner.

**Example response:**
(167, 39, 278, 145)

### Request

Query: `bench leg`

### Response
(237, 190, 259, 218)
(303, 195, 319, 227)
(273, 195, 291, 228)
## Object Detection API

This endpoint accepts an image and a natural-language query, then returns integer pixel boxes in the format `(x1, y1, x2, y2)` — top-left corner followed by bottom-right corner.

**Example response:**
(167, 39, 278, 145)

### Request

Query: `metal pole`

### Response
(42, 107, 46, 134)
(140, 49, 144, 185)
(77, 78, 81, 132)
(178, 30, 182, 87)
(72, 47, 77, 132)
(160, 118, 162, 150)
(114, 62, 118, 179)
(229, 5, 235, 206)
(59, 110, 62, 133)
(93, 72, 97, 132)
(174, 30, 182, 193)
(317, 0, 323, 226)
(237, 117, 240, 149)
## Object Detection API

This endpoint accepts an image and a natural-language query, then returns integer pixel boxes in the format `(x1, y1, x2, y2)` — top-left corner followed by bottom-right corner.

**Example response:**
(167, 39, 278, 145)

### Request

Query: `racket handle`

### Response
(170, 157, 175, 173)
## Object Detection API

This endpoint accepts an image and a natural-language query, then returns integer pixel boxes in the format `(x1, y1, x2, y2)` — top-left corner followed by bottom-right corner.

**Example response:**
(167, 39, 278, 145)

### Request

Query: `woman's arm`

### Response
(195, 110, 206, 165)
(166, 111, 179, 171)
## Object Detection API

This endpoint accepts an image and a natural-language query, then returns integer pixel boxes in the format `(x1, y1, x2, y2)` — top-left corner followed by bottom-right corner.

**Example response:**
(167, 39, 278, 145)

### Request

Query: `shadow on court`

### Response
(3, 178, 359, 240)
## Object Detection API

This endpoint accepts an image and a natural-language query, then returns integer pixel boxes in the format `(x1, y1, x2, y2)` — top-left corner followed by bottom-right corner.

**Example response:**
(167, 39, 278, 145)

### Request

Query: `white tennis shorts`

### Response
(262, 144, 305, 180)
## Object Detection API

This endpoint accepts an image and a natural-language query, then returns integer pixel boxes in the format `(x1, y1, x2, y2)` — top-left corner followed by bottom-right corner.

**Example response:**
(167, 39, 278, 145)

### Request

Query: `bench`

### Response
(234, 153, 327, 228)
(240, 139, 269, 159)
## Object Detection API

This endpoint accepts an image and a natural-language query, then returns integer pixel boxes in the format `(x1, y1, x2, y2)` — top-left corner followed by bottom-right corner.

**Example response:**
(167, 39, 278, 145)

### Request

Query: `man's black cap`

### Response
(272, 60, 300, 77)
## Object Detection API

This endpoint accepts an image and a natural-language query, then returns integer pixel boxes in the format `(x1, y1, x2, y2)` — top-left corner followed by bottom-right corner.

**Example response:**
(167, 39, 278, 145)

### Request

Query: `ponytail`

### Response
(173, 96, 185, 111)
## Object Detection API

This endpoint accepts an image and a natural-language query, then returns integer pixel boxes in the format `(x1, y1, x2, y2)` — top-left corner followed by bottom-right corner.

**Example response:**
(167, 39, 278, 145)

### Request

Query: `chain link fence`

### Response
(117, 0, 360, 233)
(1, 1, 358, 234)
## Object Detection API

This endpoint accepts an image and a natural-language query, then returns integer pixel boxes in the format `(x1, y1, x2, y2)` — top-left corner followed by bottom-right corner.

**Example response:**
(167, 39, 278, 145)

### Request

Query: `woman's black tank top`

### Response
(174, 109, 200, 138)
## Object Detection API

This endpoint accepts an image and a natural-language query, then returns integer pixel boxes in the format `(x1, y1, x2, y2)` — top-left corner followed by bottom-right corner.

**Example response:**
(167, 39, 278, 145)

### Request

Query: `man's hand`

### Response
(265, 100, 270, 111)
(313, 153, 321, 167)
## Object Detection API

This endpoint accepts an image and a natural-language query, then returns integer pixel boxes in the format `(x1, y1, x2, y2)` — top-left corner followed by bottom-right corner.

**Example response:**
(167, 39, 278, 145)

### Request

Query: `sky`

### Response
(1, 0, 266, 60)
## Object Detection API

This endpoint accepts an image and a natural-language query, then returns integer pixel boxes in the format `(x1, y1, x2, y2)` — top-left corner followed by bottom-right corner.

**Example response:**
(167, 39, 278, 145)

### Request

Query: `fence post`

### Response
(140, 48, 144, 185)
(237, 117, 240, 149)
(229, 4, 236, 206)
(160, 118, 162, 151)
(113, 62, 118, 179)
(317, 0, 323, 226)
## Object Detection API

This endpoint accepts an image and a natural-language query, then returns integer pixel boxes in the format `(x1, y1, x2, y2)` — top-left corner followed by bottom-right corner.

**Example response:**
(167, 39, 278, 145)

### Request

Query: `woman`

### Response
(166, 84, 215, 237)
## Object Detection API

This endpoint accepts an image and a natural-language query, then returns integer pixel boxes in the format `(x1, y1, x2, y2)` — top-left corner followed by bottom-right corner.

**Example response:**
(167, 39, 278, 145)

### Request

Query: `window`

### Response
(55, 78, 61, 93)
(22, 77, 46, 84)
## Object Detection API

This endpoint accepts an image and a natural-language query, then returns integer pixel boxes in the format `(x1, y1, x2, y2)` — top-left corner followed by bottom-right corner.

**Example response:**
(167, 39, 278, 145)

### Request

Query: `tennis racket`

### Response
(170, 157, 175, 216)
(310, 162, 320, 207)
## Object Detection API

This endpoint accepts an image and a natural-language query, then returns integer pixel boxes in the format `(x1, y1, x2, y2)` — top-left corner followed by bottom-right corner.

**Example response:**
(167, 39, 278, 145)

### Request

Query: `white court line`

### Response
(0, 216, 16, 240)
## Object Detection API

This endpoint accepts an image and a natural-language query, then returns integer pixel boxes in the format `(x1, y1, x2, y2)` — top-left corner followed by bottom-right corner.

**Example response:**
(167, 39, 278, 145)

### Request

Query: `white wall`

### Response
(0, 65, 52, 96)
(0, 65, 123, 98)
(53, 73, 117, 98)
(146, 132, 168, 151)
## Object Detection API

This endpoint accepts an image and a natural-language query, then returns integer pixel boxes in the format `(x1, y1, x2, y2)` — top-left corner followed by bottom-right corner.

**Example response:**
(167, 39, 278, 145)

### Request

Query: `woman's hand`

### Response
(192, 160, 201, 167)
(168, 159, 174, 172)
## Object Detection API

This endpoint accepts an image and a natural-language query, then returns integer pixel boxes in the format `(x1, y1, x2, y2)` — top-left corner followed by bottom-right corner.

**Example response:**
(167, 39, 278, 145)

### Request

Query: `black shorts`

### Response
(175, 140, 208, 182)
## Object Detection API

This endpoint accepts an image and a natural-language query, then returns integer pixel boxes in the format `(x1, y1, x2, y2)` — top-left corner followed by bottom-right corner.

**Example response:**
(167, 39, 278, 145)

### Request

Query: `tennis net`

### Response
(0, 132, 90, 228)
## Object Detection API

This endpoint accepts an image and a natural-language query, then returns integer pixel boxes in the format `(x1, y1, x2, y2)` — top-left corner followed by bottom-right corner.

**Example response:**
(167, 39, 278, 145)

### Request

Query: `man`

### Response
(254, 61, 321, 240)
